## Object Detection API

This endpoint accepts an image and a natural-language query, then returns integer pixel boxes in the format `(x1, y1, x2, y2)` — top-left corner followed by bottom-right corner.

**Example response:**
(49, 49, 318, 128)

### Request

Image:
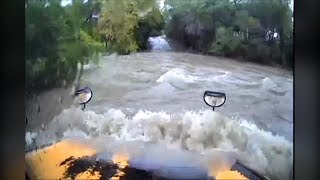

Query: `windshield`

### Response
(25, 0, 293, 179)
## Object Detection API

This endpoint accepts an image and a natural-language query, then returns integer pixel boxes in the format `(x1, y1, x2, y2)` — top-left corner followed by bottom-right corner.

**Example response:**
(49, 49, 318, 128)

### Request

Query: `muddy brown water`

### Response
(26, 52, 293, 180)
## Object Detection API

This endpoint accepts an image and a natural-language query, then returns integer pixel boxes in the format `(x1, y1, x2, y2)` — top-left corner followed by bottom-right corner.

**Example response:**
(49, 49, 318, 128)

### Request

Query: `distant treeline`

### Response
(164, 0, 293, 69)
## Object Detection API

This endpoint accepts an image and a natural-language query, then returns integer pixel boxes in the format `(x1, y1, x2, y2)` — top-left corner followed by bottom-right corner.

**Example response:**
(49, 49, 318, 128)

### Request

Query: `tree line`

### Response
(164, 0, 293, 68)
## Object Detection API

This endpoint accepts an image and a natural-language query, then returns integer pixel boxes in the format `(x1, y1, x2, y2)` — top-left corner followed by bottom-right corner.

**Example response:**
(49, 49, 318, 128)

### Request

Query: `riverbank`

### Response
(25, 86, 75, 132)
(164, 38, 293, 71)
(25, 60, 85, 132)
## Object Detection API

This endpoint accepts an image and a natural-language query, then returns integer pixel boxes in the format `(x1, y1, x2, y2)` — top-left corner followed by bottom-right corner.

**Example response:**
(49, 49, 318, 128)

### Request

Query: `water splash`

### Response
(26, 52, 292, 180)
(27, 107, 292, 179)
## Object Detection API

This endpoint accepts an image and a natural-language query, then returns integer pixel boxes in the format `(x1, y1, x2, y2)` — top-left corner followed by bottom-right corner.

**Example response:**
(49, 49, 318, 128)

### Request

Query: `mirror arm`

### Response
(212, 107, 215, 111)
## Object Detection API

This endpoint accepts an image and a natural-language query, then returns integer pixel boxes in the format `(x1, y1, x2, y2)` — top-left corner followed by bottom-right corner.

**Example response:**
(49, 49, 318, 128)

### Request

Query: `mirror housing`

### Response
(75, 86, 93, 110)
(203, 91, 226, 111)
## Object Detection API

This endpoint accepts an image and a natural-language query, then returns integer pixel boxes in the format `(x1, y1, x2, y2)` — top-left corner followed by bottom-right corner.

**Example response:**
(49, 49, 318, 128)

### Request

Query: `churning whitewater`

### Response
(26, 51, 293, 180)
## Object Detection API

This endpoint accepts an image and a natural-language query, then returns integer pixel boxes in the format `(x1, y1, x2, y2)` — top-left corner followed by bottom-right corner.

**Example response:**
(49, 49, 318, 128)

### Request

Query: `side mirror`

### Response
(203, 91, 226, 111)
(75, 86, 93, 111)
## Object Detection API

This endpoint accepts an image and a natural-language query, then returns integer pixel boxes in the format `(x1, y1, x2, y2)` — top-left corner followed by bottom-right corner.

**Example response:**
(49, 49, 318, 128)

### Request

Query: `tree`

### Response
(98, 0, 164, 54)
(25, 0, 104, 93)
(210, 26, 241, 57)
(98, 0, 139, 54)
(163, 0, 293, 68)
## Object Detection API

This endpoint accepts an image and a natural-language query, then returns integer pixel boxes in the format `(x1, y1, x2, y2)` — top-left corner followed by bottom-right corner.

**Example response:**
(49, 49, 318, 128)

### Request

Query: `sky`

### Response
(61, 0, 293, 14)
(61, 0, 71, 6)
(290, 0, 294, 11)
(159, 0, 165, 10)
(61, 0, 89, 6)
(62, 0, 293, 9)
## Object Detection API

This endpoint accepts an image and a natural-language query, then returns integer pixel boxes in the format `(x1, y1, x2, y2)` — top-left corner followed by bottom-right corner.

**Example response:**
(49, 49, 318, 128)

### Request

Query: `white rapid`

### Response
(148, 36, 171, 51)
(26, 52, 293, 180)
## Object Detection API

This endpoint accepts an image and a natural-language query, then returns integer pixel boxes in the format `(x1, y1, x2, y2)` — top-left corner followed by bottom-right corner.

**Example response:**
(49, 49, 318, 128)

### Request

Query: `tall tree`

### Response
(25, 0, 104, 92)
(98, 0, 164, 54)
(163, 0, 293, 68)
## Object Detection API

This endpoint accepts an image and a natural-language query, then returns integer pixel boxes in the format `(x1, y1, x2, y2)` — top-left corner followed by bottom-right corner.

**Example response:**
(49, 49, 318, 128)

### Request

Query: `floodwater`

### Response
(26, 43, 293, 179)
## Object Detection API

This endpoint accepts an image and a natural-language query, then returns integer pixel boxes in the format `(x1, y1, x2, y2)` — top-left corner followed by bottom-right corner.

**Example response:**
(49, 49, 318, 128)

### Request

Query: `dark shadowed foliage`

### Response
(164, 0, 293, 69)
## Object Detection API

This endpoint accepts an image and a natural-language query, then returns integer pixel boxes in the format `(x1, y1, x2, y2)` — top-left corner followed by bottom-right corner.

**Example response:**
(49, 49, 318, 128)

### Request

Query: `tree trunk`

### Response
(70, 61, 83, 96)
(279, 28, 287, 66)
(246, 27, 249, 40)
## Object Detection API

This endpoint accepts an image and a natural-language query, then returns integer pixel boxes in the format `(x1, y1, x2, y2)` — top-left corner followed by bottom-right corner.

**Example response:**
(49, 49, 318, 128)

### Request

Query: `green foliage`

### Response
(164, 0, 293, 68)
(26, 0, 164, 92)
(98, 0, 139, 54)
(25, 0, 105, 92)
(79, 30, 104, 65)
(98, 0, 164, 54)
(210, 27, 241, 57)
(135, 7, 165, 50)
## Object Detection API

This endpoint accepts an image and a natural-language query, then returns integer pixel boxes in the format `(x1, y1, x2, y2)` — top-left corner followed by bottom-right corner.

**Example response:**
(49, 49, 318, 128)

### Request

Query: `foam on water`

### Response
(211, 72, 261, 88)
(156, 68, 205, 89)
(262, 77, 289, 96)
(25, 131, 38, 146)
(148, 36, 171, 51)
(27, 107, 293, 180)
(148, 82, 177, 96)
(25, 52, 293, 179)
(157, 68, 194, 83)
